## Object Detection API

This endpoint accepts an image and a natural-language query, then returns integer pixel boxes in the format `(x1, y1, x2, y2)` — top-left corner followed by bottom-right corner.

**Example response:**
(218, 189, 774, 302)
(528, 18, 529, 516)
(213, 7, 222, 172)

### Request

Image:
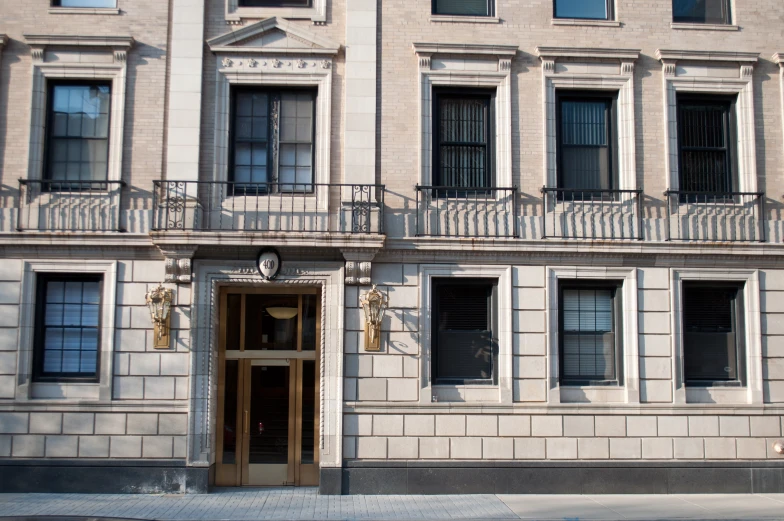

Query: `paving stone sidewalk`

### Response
(2, 489, 784, 520)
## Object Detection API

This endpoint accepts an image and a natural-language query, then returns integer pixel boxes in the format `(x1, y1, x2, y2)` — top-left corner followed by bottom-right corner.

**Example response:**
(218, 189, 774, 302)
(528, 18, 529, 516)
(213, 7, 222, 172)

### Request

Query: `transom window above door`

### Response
(554, 0, 613, 20)
(673, 0, 731, 24)
(231, 89, 315, 191)
(432, 0, 494, 17)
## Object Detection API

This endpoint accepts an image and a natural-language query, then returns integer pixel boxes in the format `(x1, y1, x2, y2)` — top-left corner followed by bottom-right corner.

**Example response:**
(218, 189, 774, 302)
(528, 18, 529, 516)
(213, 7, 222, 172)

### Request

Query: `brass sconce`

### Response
(145, 284, 173, 349)
(360, 285, 388, 352)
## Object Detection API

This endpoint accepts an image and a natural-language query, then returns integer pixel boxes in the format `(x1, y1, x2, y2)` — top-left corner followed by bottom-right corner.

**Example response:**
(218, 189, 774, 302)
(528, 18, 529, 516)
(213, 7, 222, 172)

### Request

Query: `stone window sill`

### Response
(430, 15, 500, 24)
(49, 7, 121, 15)
(670, 22, 739, 31)
(551, 18, 620, 27)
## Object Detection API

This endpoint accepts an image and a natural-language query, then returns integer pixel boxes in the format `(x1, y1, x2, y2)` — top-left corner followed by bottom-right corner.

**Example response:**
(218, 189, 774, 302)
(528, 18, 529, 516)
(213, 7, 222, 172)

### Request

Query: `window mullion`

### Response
(270, 93, 280, 189)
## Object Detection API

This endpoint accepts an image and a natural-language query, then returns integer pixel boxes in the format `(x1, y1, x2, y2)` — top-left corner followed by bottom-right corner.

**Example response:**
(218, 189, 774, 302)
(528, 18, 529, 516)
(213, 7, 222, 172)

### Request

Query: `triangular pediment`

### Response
(208, 17, 340, 56)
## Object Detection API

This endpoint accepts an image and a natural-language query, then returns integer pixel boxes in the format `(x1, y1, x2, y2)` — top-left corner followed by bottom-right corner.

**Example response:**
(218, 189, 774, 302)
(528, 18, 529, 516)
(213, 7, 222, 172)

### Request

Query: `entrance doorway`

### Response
(215, 288, 320, 487)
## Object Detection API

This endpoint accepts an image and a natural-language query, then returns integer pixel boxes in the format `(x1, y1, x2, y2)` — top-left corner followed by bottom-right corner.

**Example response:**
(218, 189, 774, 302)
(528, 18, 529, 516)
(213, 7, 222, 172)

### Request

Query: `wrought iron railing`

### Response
(17, 179, 125, 232)
(415, 186, 518, 238)
(151, 181, 384, 234)
(664, 190, 765, 242)
(541, 188, 643, 240)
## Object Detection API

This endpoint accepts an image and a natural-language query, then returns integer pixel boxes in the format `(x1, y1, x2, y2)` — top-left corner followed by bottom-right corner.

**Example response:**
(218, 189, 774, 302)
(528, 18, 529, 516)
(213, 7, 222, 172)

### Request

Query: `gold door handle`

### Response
(244, 410, 249, 435)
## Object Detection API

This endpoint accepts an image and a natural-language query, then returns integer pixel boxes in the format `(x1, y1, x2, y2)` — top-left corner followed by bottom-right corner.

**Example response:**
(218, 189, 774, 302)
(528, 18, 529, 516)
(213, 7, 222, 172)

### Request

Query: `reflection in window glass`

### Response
(433, 0, 492, 17)
(53, 0, 117, 7)
(561, 288, 617, 382)
(554, 0, 609, 20)
(673, 0, 730, 24)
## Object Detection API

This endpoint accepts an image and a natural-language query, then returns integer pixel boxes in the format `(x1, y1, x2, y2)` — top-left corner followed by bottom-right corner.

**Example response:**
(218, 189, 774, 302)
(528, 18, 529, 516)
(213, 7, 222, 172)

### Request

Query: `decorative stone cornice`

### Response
(23, 34, 133, 63)
(207, 16, 340, 56)
(412, 42, 518, 58)
(158, 245, 198, 285)
(535, 46, 641, 61)
(655, 49, 759, 63)
(342, 247, 381, 286)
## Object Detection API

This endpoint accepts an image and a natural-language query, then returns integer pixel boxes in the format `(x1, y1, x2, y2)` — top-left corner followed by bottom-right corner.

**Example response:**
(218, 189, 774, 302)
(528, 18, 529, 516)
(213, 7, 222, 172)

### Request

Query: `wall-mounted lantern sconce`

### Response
(775, 440, 784, 455)
(145, 284, 173, 349)
(360, 285, 388, 352)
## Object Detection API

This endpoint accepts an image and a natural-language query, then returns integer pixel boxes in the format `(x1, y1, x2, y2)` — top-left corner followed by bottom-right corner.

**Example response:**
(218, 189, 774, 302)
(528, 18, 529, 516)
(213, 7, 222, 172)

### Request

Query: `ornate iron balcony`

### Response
(415, 186, 518, 238)
(541, 187, 643, 241)
(664, 190, 765, 242)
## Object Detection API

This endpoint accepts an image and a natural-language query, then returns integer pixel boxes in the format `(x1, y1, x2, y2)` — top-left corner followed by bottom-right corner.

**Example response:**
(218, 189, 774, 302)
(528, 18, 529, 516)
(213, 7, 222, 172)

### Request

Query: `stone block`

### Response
(765, 381, 784, 403)
(175, 377, 189, 400)
(0, 351, 17, 374)
(29, 413, 62, 434)
(110, 436, 142, 458)
(373, 355, 402, 378)
(130, 353, 160, 376)
(514, 356, 546, 379)
(345, 354, 372, 378)
(750, 416, 781, 437)
(450, 437, 482, 459)
(639, 334, 671, 357)
(371, 264, 403, 285)
(0, 306, 19, 327)
(640, 357, 672, 380)
(356, 437, 386, 458)
(0, 259, 22, 281)
(513, 379, 547, 402)
(0, 435, 10, 457)
(499, 415, 530, 437)
(515, 437, 546, 459)
(513, 266, 545, 288)
(578, 438, 609, 459)
(0, 328, 19, 351)
(638, 268, 669, 290)
(594, 416, 626, 437)
(563, 416, 594, 437)
(356, 378, 386, 401)
(12, 435, 44, 457)
(45, 435, 78, 457)
(513, 288, 545, 310)
(173, 436, 187, 459)
(547, 438, 577, 459)
(483, 437, 514, 459)
(344, 414, 372, 436)
(113, 376, 144, 399)
(736, 438, 767, 459)
(79, 436, 110, 458)
(436, 415, 465, 436)
(373, 415, 403, 436)
(343, 437, 356, 459)
(144, 377, 176, 399)
(0, 375, 12, 399)
(513, 311, 545, 333)
(63, 413, 94, 435)
(402, 265, 418, 286)
(418, 437, 449, 459)
(160, 353, 189, 376)
(642, 438, 674, 459)
(641, 380, 673, 403)
(143, 436, 173, 458)
(387, 332, 419, 355)
(674, 438, 704, 459)
(689, 416, 719, 437)
(386, 378, 418, 401)
(467, 415, 497, 436)
(403, 356, 419, 378)
(384, 285, 418, 309)
(638, 312, 670, 335)
(159, 414, 187, 435)
(126, 413, 159, 435)
(404, 415, 434, 436)
(513, 333, 546, 356)
(627, 416, 657, 437)
(610, 438, 641, 459)
(705, 438, 737, 459)
(0, 413, 29, 434)
(344, 378, 357, 401)
(719, 416, 750, 437)
(532, 416, 562, 437)
(132, 261, 166, 283)
(388, 437, 418, 459)
(115, 328, 146, 352)
(658, 416, 688, 437)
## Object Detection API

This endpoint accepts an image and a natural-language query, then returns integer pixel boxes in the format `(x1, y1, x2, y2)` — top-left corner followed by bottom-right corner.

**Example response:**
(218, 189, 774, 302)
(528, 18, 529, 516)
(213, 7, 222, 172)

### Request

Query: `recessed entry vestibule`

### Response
(215, 287, 321, 487)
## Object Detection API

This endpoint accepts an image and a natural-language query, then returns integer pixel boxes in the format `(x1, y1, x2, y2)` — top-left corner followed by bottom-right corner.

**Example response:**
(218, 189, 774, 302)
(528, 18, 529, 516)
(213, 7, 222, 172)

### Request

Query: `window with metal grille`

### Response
(433, 90, 494, 189)
(556, 92, 617, 191)
(238, 0, 311, 6)
(677, 96, 736, 193)
(46, 82, 111, 184)
(51, 0, 116, 6)
(554, 0, 613, 20)
(559, 283, 622, 385)
(33, 275, 102, 381)
(682, 283, 745, 386)
(432, 279, 497, 385)
(231, 89, 315, 191)
(432, 0, 493, 16)
(673, 0, 731, 24)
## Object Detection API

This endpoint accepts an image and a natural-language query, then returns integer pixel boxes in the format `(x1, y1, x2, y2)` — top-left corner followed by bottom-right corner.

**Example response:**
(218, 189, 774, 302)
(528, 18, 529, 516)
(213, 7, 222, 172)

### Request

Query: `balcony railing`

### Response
(151, 181, 384, 234)
(541, 188, 643, 240)
(415, 186, 518, 238)
(17, 179, 125, 232)
(664, 191, 765, 242)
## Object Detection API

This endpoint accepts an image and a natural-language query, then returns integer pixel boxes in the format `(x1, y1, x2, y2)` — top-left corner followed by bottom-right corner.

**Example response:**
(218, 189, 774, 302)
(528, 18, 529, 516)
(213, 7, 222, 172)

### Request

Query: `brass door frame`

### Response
(215, 287, 321, 487)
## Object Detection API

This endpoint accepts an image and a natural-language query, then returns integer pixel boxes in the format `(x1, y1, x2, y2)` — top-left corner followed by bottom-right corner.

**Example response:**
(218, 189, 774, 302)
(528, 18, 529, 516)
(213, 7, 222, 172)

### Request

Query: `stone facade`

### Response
(0, 0, 783, 495)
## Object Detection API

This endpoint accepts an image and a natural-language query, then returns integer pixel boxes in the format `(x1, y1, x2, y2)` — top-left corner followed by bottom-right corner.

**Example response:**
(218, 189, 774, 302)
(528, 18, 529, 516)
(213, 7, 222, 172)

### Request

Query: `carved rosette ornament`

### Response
(296, 59, 306, 69)
(320, 59, 331, 69)
(345, 261, 372, 286)
(159, 246, 198, 285)
(271, 58, 281, 68)
(221, 57, 233, 68)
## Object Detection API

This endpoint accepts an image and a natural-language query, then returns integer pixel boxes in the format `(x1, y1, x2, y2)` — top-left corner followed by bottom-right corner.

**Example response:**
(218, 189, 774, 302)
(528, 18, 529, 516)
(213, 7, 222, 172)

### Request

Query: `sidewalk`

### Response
(2, 489, 784, 520)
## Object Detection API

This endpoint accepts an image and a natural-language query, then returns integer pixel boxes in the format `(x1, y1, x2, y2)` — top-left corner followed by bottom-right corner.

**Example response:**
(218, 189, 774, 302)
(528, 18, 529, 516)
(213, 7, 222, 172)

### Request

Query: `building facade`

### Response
(0, 0, 783, 495)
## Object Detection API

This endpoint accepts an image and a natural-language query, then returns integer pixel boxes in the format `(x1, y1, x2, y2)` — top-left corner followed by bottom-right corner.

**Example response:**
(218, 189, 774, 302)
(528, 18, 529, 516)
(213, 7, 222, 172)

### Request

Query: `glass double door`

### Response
(216, 288, 319, 487)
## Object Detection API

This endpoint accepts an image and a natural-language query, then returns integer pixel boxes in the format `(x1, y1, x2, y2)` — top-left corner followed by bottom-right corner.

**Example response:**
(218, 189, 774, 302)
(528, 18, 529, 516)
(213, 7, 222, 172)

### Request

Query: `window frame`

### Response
(553, 0, 613, 21)
(431, 277, 498, 386)
(675, 93, 738, 194)
(557, 279, 624, 387)
(238, 0, 310, 6)
(44, 80, 113, 188)
(672, 0, 731, 25)
(555, 90, 619, 192)
(431, 0, 494, 17)
(681, 281, 746, 388)
(432, 88, 496, 190)
(51, 0, 117, 7)
(32, 273, 103, 383)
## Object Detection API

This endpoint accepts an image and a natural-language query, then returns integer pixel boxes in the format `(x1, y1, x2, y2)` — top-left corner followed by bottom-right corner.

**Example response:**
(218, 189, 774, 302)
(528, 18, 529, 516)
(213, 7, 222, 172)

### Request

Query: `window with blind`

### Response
(432, 279, 497, 385)
(433, 89, 494, 189)
(46, 82, 111, 185)
(51, 0, 116, 6)
(682, 283, 745, 386)
(556, 92, 617, 192)
(677, 95, 736, 193)
(554, 0, 613, 20)
(559, 283, 622, 385)
(673, 0, 731, 24)
(432, 0, 493, 16)
(33, 274, 102, 382)
(231, 89, 315, 191)
(238, 0, 311, 6)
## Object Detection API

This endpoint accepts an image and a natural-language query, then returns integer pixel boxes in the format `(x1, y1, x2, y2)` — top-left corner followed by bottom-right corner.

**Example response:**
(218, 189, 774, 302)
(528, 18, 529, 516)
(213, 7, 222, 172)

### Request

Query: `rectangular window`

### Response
(52, 0, 116, 6)
(556, 92, 617, 191)
(46, 82, 111, 183)
(682, 283, 745, 386)
(432, 0, 493, 16)
(433, 89, 494, 188)
(673, 0, 730, 24)
(554, 0, 612, 20)
(559, 282, 622, 385)
(432, 279, 497, 385)
(677, 95, 736, 193)
(238, 0, 311, 6)
(33, 274, 102, 382)
(231, 89, 315, 191)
